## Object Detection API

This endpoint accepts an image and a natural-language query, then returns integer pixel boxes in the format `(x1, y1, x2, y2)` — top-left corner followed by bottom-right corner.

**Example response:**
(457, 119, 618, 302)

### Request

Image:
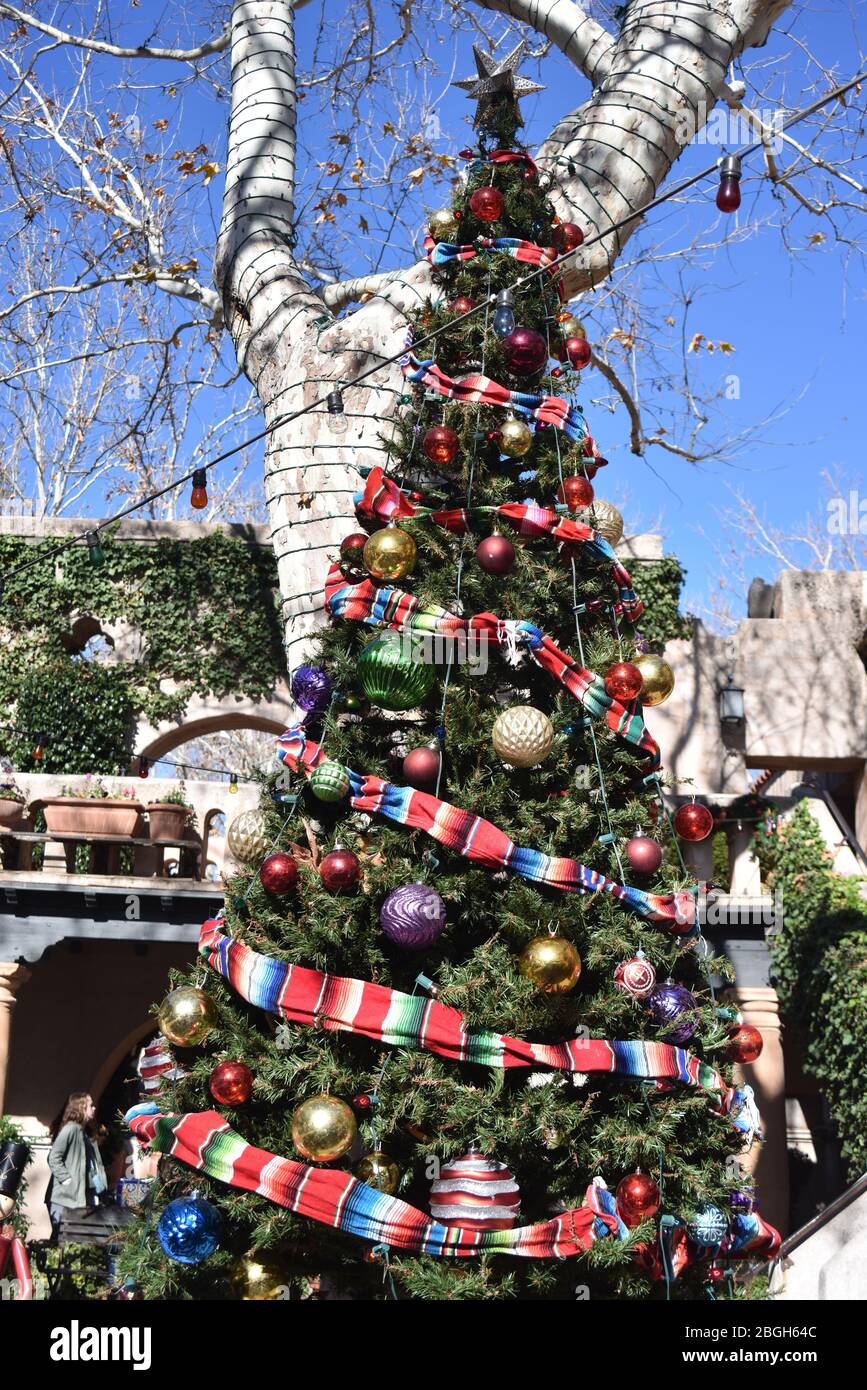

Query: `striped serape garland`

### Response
(425, 233, 562, 279)
(400, 337, 585, 443)
(277, 723, 679, 923)
(124, 1104, 626, 1260)
(197, 918, 760, 1141)
(323, 562, 659, 769)
(355, 466, 643, 624)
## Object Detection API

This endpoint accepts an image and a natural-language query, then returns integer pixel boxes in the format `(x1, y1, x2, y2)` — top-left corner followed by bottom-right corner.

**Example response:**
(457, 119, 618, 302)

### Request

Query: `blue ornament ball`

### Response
(157, 1196, 221, 1265)
(687, 1203, 728, 1248)
(291, 664, 332, 714)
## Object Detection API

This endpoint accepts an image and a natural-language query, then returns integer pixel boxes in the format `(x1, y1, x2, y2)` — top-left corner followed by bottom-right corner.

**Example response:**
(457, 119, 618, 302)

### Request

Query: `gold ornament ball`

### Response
(429, 207, 459, 241)
(497, 417, 533, 458)
(363, 525, 417, 582)
(291, 1094, 357, 1163)
(519, 935, 582, 993)
(492, 705, 554, 768)
(231, 1255, 288, 1301)
(560, 316, 585, 339)
(157, 986, 218, 1047)
(226, 809, 270, 865)
(635, 652, 676, 706)
(577, 499, 624, 547)
(355, 1152, 401, 1195)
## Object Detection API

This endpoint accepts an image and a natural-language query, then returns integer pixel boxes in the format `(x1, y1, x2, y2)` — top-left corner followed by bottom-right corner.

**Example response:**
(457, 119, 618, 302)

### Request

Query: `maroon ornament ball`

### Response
(502, 327, 548, 376)
(554, 221, 584, 252)
(468, 185, 504, 222)
(556, 475, 594, 510)
(209, 1060, 254, 1106)
(565, 336, 592, 370)
(626, 835, 663, 876)
(614, 952, 657, 998)
(319, 846, 362, 894)
(726, 1023, 764, 1064)
(403, 743, 441, 789)
(616, 1172, 661, 1228)
(674, 802, 714, 842)
(449, 296, 474, 315)
(339, 531, 369, 569)
(604, 661, 644, 702)
(259, 851, 299, 895)
(423, 424, 460, 466)
(476, 534, 516, 575)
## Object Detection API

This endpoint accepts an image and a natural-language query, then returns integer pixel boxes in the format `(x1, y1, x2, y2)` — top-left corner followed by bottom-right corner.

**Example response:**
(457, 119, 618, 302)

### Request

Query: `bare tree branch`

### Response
(0, 2, 230, 63)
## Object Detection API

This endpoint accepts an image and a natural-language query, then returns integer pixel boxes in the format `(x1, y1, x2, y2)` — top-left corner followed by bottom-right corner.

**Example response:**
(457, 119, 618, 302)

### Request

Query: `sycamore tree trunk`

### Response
(215, 0, 791, 672)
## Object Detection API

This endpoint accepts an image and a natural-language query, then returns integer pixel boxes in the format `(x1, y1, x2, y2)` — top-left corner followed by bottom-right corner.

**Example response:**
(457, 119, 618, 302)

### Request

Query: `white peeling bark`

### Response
(217, 0, 793, 664)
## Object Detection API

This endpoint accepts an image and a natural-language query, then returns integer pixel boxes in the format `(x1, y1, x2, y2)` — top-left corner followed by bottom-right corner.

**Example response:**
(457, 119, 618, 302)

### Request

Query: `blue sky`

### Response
(4, 2, 864, 623)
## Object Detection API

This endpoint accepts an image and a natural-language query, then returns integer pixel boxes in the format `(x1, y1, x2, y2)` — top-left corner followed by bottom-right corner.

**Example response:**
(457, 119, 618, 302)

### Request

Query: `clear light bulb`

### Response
(326, 389, 348, 435)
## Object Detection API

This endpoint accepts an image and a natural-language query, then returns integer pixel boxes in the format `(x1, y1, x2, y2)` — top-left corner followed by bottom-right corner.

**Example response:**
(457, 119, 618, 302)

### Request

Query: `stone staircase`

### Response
(764, 1173, 867, 1300)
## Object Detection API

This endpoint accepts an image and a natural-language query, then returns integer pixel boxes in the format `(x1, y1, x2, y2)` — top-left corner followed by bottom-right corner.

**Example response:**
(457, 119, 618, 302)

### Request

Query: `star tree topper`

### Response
(452, 41, 544, 130)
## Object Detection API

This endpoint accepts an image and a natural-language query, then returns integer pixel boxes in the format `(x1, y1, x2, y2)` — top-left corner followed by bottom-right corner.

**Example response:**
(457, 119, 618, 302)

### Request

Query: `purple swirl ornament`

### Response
(646, 980, 698, 1044)
(291, 664, 332, 714)
(379, 882, 446, 950)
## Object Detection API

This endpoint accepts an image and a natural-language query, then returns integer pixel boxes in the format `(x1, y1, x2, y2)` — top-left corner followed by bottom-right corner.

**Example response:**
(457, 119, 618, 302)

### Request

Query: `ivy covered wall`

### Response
(0, 530, 286, 774)
(0, 529, 689, 775)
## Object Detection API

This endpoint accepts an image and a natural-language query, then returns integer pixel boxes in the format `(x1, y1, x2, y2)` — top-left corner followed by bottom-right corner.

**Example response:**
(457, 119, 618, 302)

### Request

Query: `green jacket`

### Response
(46, 1122, 106, 1210)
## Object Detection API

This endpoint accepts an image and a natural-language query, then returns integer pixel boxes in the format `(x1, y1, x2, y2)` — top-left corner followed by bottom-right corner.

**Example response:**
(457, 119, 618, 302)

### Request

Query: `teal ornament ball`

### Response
(309, 759, 351, 803)
(357, 633, 436, 711)
(687, 1203, 728, 1248)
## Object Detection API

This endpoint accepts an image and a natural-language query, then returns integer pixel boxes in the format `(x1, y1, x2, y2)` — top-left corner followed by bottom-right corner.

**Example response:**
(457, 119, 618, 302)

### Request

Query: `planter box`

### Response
(146, 803, 191, 843)
(42, 798, 143, 838)
(0, 798, 26, 829)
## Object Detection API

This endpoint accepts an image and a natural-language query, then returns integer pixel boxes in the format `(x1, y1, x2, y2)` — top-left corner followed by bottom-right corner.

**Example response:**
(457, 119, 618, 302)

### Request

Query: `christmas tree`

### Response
(120, 45, 780, 1302)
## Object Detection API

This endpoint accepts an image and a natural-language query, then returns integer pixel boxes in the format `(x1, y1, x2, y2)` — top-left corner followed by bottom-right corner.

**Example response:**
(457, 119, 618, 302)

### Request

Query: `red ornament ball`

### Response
(422, 424, 460, 466)
(319, 847, 362, 894)
(616, 1172, 661, 1228)
(403, 743, 441, 789)
(209, 1060, 254, 1107)
(674, 802, 714, 842)
(448, 296, 474, 315)
(476, 534, 516, 575)
(554, 221, 584, 252)
(604, 661, 644, 702)
(614, 952, 657, 998)
(502, 327, 548, 376)
(565, 336, 592, 369)
(556, 475, 594, 510)
(726, 1023, 764, 1064)
(259, 851, 299, 894)
(339, 531, 368, 569)
(468, 185, 504, 222)
(626, 835, 664, 876)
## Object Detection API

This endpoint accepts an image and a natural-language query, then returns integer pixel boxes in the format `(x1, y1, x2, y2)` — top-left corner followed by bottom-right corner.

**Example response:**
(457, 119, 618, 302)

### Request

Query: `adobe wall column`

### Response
(0, 963, 31, 1115)
(723, 985, 789, 1237)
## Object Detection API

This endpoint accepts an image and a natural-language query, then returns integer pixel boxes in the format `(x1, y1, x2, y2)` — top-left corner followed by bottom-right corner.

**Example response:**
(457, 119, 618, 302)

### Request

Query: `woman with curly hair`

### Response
(46, 1092, 107, 1238)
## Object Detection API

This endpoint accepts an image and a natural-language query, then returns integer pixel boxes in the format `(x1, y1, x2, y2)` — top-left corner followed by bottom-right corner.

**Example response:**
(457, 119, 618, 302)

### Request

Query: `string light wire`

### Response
(1, 63, 864, 593)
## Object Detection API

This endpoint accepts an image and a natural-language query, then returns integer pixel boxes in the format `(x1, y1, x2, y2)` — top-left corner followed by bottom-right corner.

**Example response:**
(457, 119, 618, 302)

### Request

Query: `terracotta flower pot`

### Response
(0, 798, 26, 829)
(146, 803, 191, 843)
(42, 798, 143, 837)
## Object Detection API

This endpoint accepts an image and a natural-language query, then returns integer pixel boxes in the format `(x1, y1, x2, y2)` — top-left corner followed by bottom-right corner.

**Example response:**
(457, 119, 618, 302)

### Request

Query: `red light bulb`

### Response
(716, 156, 742, 212)
(191, 468, 208, 510)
